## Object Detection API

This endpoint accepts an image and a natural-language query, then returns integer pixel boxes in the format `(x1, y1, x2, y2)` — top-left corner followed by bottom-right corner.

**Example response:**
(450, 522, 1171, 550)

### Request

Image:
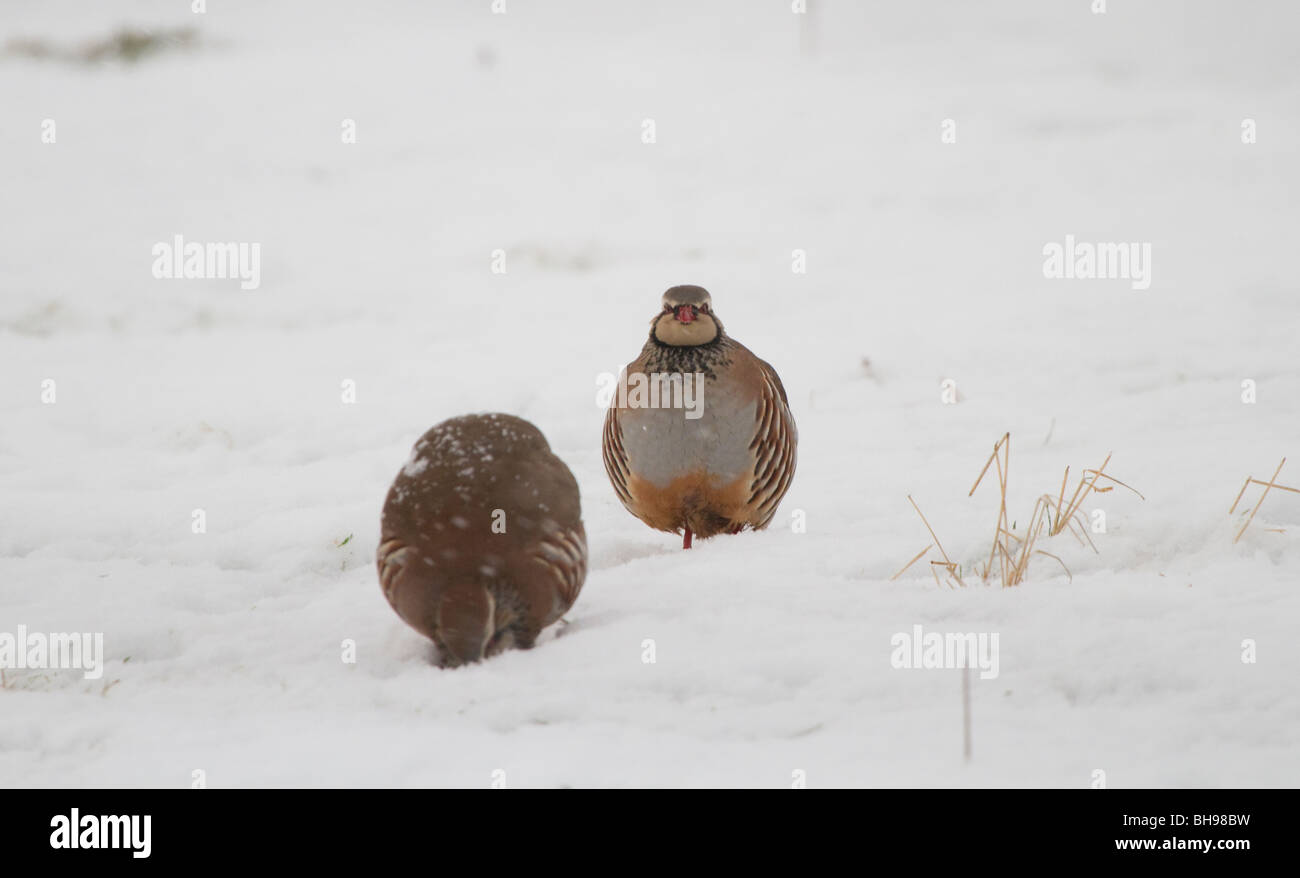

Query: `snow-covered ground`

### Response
(1, 0, 1298, 787)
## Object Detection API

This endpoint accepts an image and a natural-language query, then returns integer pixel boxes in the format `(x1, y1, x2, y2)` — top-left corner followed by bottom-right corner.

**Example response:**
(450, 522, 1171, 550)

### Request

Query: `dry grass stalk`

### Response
(962, 666, 972, 762)
(905, 495, 965, 587)
(1229, 458, 1297, 543)
(1047, 453, 1144, 537)
(964, 491, 1062, 587)
(968, 433, 1012, 585)
(967, 434, 1064, 586)
(889, 543, 934, 581)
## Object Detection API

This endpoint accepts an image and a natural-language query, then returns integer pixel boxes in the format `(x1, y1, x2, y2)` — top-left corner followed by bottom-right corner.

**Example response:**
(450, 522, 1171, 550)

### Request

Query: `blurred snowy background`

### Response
(1, 0, 1297, 786)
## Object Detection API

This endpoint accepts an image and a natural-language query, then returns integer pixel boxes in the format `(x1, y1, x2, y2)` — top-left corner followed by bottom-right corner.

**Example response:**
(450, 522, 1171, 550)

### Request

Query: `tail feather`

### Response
(434, 584, 495, 667)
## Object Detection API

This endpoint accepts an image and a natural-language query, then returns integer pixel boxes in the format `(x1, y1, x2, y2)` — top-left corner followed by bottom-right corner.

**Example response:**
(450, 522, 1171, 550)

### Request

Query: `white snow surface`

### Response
(1, 0, 1298, 787)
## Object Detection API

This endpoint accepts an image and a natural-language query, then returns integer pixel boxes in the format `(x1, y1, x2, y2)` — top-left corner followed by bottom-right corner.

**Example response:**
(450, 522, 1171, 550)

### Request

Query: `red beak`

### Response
(675, 305, 696, 324)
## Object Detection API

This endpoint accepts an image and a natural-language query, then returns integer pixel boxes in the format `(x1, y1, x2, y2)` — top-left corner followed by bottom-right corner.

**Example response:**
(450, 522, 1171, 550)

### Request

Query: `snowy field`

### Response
(1, 0, 1298, 787)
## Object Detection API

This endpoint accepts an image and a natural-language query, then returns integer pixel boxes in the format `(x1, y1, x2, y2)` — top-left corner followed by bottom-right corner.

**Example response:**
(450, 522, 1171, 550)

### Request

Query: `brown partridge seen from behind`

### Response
(378, 413, 586, 666)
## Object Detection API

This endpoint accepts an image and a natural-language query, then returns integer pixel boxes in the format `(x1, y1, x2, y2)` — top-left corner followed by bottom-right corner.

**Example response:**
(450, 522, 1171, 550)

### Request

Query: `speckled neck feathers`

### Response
(642, 330, 734, 380)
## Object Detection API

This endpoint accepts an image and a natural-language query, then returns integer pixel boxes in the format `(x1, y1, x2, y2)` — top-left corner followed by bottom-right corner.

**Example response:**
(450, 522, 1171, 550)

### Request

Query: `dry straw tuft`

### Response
(896, 433, 1142, 588)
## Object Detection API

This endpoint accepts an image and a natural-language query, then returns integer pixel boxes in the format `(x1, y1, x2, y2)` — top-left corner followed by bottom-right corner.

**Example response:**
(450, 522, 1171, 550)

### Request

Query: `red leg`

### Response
(682, 527, 693, 550)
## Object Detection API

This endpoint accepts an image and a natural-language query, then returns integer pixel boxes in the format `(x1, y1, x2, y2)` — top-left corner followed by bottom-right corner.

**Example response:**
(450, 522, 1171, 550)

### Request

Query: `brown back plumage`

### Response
(378, 413, 586, 666)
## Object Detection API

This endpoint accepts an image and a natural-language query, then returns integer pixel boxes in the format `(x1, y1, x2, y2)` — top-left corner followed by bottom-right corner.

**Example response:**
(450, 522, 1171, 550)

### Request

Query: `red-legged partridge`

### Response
(602, 285, 797, 549)
(378, 413, 587, 666)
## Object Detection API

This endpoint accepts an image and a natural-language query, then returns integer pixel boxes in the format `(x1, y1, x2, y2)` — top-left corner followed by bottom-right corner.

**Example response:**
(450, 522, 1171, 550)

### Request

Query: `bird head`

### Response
(652, 285, 721, 346)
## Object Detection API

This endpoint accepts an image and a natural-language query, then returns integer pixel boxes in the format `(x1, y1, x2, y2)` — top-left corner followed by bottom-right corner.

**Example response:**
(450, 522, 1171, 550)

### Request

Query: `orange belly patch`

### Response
(625, 470, 755, 538)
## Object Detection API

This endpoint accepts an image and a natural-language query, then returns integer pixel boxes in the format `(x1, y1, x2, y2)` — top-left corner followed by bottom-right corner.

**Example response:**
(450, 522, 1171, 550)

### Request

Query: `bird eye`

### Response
(700, 304, 710, 313)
